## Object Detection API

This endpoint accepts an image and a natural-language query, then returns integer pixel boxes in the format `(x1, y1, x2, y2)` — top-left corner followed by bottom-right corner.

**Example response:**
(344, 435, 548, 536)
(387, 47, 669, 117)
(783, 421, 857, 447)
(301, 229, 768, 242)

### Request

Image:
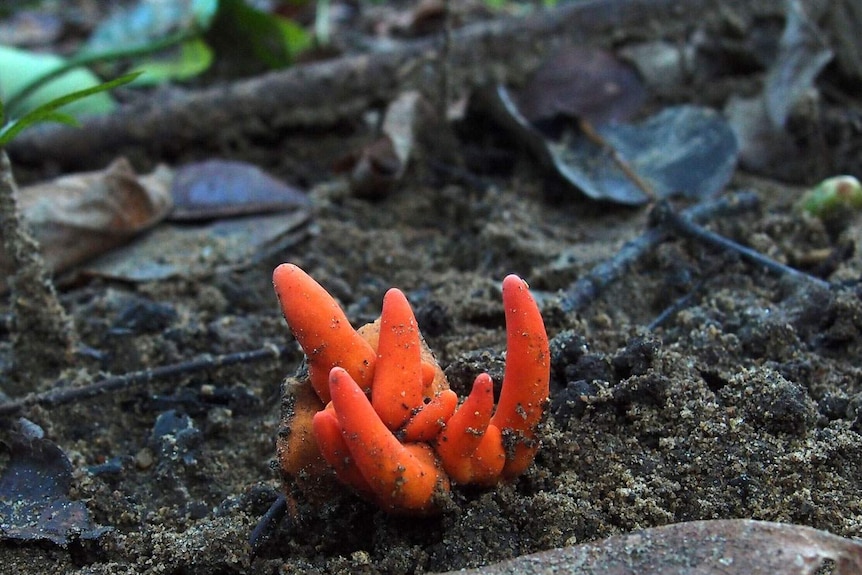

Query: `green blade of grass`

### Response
(0, 71, 142, 146)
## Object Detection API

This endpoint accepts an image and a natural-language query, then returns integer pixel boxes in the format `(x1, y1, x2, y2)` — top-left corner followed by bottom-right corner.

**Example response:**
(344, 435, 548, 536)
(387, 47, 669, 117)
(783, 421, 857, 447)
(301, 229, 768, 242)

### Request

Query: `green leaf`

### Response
(797, 175, 862, 219)
(206, 0, 310, 71)
(132, 37, 213, 85)
(0, 71, 141, 146)
(35, 111, 79, 127)
(0, 45, 119, 119)
(277, 17, 313, 60)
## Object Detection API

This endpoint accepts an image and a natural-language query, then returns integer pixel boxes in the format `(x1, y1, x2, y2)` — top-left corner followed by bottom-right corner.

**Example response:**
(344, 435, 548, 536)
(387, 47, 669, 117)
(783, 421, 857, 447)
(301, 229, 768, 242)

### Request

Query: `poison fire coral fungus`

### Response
(273, 263, 549, 514)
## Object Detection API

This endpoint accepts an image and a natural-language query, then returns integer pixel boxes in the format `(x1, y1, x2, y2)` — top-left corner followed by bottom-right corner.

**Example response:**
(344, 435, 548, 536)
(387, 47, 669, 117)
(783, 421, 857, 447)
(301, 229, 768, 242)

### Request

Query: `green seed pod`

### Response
(797, 175, 862, 219)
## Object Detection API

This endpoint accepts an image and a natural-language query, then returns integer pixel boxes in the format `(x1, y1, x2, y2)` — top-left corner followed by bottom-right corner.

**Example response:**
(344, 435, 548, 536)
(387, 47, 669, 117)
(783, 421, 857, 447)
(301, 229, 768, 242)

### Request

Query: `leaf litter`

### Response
(0, 419, 109, 546)
(480, 45, 738, 205)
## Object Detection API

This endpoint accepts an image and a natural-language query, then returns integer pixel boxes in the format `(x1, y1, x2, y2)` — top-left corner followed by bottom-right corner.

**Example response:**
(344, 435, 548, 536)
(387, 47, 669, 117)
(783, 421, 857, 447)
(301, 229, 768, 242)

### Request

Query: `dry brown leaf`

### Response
(726, 1, 832, 179)
(81, 210, 309, 283)
(0, 157, 172, 285)
(517, 45, 647, 128)
(431, 520, 862, 575)
(337, 90, 451, 199)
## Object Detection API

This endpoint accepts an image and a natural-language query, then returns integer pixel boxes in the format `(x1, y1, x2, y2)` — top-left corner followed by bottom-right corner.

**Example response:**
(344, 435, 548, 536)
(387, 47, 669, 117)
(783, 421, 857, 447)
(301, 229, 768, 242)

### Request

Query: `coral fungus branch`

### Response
(491, 274, 550, 479)
(273, 263, 376, 402)
(328, 367, 447, 513)
(372, 288, 426, 430)
(273, 264, 550, 514)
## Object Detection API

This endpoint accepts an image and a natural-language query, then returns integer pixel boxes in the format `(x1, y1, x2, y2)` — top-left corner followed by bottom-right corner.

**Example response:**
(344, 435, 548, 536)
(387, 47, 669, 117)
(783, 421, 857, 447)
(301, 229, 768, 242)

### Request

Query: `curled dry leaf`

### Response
(0, 418, 110, 545)
(0, 157, 172, 289)
(337, 90, 453, 198)
(764, 0, 833, 129)
(726, 0, 833, 179)
(170, 159, 310, 221)
(431, 519, 862, 575)
(517, 45, 647, 127)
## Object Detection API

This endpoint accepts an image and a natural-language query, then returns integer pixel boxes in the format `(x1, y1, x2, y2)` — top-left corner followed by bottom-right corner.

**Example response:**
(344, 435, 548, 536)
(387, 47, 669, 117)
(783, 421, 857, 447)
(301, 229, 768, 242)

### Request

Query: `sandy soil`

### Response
(2, 161, 862, 573)
(2, 4, 862, 575)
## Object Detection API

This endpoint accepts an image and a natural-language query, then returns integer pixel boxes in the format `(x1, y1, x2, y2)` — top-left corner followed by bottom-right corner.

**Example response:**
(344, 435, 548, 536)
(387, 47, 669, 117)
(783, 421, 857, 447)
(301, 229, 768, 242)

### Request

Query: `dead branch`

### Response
(559, 191, 762, 314)
(650, 199, 832, 290)
(0, 344, 289, 418)
(8, 0, 785, 170)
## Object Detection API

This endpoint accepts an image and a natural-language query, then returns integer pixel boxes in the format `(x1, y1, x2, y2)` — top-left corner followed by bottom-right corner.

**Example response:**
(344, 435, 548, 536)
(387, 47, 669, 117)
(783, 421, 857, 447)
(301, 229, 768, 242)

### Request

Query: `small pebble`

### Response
(135, 448, 155, 470)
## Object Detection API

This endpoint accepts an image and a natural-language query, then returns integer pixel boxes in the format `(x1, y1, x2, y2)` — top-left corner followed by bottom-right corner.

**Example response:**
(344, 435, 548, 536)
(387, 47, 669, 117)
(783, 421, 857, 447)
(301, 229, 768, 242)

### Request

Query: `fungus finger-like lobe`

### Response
(421, 361, 439, 392)
(329, 367, 446, 512)
(372, 288, 426, 430)
(312, 408, 374, 497)
(437, 373, 502, 484)
(401, 389, 458, 443)
(491, 274, 550, 478)
(272, 263, 376, 402)
(466, 423, 505, 486)
(275, 266, 551, 514)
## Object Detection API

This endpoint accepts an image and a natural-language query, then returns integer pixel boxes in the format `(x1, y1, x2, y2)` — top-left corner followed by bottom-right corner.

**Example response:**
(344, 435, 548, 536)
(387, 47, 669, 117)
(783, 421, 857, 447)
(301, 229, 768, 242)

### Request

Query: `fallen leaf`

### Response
(517, 45, 647, 127)
(0, 418, 110, 546)
(552, 105, 739, 204)
(481, 85, 737, 205)
(0, 158, 172, 286)
(764, 0, 833, 128)
(170, 159, 310, 221)
(431, 519, 862, 575)
(81, 211, 310, 283)
(726, 0, 833, 178)
(338, 91, 452, 198)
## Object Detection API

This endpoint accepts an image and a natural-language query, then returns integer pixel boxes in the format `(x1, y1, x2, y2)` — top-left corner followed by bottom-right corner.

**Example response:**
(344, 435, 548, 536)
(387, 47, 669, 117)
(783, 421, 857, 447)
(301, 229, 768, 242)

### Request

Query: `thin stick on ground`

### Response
(651, 199, 832, 290)
(249, 494, 288, 558)
(560, 190, 762, 314)
(0, 344, 290, 418)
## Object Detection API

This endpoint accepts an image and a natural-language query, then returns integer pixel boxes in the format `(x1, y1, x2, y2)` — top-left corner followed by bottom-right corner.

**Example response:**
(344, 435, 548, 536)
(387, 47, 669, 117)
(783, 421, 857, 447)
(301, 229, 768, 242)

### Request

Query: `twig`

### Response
(651, 200, 831, 290)
(249, 494, 288, 559)
(7, 0, 787, 170)
(0, 344, 290, 418)
(579, 119, 656, 202)
(559, 190, 761, 314)
(647, 281, 704, 331)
